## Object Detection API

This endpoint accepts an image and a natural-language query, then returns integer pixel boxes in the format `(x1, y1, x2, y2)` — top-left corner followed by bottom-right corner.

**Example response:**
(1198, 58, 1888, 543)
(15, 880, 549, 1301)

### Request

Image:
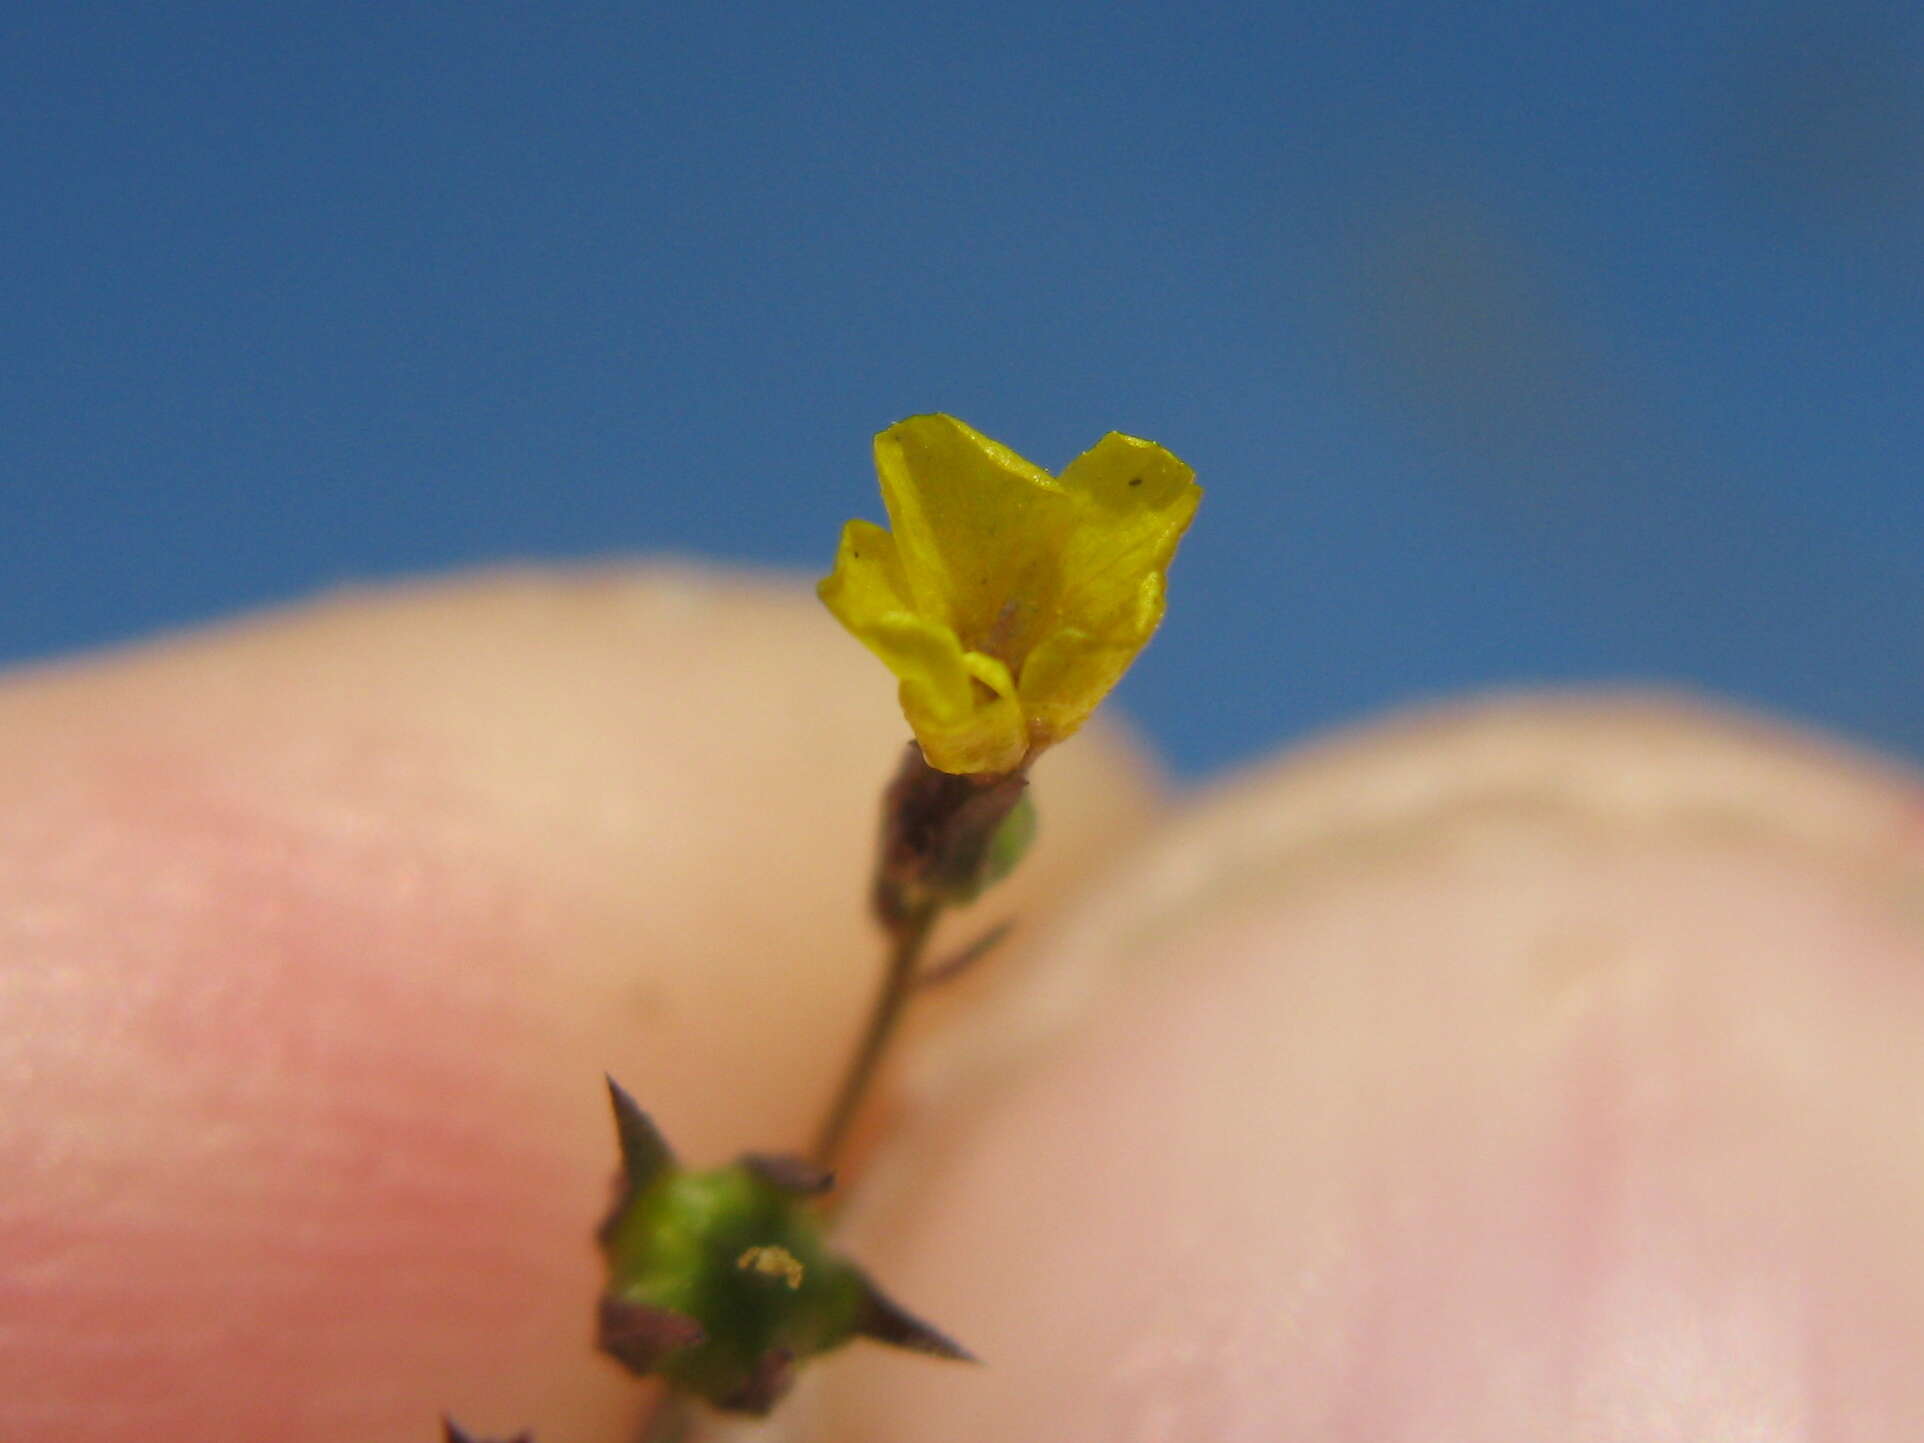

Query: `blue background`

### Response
(6, 2, 1921, 776)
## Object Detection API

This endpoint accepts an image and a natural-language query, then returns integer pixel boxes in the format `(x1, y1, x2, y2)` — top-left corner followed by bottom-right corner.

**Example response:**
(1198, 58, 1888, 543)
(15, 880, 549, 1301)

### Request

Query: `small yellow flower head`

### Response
(819, 414, 1200, 775)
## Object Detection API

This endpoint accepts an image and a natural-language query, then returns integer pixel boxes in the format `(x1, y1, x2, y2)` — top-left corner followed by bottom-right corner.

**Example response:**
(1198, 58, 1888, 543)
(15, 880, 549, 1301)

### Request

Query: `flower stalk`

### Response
(812, 742, 1033, 1166)
(811, 894, 939, 1168)
(447, 414, 1195, 1442)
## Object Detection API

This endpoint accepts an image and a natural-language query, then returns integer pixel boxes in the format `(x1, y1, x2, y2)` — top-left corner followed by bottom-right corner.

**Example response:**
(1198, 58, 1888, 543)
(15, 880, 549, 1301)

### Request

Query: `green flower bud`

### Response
(597, 1079, 971, 1415)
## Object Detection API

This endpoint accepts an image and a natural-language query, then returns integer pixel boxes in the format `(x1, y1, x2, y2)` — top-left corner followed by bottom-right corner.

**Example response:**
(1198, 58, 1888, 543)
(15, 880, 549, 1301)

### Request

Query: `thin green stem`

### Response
(810, 900, 941, 1169)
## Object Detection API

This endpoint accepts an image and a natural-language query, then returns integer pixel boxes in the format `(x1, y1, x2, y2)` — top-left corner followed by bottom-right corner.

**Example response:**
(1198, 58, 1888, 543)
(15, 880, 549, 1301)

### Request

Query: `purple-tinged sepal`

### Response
(853, 1273, 978, 1361)
(597, 1294, 708, 1374)
(740, 1152, 834, 1196)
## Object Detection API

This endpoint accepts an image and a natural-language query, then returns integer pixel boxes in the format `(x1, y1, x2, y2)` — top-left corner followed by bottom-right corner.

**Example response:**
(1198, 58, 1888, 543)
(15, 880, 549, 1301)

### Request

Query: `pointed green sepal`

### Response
(853, 1274, 978, 1361)
(599, 1075, 676, 1243)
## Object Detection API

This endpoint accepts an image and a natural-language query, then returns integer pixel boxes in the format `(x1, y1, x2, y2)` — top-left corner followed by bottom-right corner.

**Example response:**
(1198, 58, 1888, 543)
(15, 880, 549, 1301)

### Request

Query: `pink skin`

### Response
(3, 571, 1922, 1442)
(0, 571, 1157, 1443)
(812, 702, 1924, 1441)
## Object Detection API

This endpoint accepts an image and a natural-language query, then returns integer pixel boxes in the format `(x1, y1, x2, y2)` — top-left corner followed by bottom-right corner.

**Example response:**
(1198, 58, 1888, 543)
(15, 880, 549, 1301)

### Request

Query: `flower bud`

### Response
(597, 1079, 971, 1415)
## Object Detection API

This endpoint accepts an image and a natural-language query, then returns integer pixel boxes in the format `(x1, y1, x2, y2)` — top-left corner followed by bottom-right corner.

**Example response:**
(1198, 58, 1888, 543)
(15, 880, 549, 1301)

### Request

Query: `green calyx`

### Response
(873, 745, 1038, 920)
(596, 1079, 971, 1415)
(974, 790, 1037, 896)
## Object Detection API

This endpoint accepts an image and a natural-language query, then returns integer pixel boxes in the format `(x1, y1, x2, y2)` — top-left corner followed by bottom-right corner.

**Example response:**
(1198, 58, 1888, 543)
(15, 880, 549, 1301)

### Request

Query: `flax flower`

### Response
(820, 414, 1199, 775)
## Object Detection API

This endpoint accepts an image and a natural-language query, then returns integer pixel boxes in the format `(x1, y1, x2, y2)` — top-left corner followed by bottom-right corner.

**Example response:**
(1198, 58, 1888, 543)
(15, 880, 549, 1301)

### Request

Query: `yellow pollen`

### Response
(736, 1245, 805, 1290)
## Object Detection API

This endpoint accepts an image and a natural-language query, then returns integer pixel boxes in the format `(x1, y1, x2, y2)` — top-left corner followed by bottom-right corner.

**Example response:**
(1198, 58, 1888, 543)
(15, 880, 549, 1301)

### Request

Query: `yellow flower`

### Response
(819, 414, 1200, 775)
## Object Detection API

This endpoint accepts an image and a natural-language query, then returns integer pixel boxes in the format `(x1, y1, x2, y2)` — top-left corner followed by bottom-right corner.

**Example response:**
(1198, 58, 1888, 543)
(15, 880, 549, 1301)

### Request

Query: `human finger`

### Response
(0, 566, 1162, 1443)
(807, 696, 1924, 1440)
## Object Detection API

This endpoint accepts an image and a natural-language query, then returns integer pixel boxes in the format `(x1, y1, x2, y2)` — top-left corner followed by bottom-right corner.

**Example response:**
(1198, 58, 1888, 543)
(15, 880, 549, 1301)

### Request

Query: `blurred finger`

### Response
(808, 696, 1924, 1440)
(0, 566, 1162, 1443)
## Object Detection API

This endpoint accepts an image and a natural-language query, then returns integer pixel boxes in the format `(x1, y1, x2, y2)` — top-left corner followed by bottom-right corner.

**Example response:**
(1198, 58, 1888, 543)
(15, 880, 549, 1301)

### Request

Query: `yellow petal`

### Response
(873, 415, 1077, 659)
(817, 518, 913, 629)
(873, 618, 1024, 775)
(865, 614, 976, 726)
(819, 519, 968, 725)
(1050, 433, 1200, 647)
(1017, 572, 1167, 745)
(935, 649, 1027, 774)
(818, 526, 1028, 774)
